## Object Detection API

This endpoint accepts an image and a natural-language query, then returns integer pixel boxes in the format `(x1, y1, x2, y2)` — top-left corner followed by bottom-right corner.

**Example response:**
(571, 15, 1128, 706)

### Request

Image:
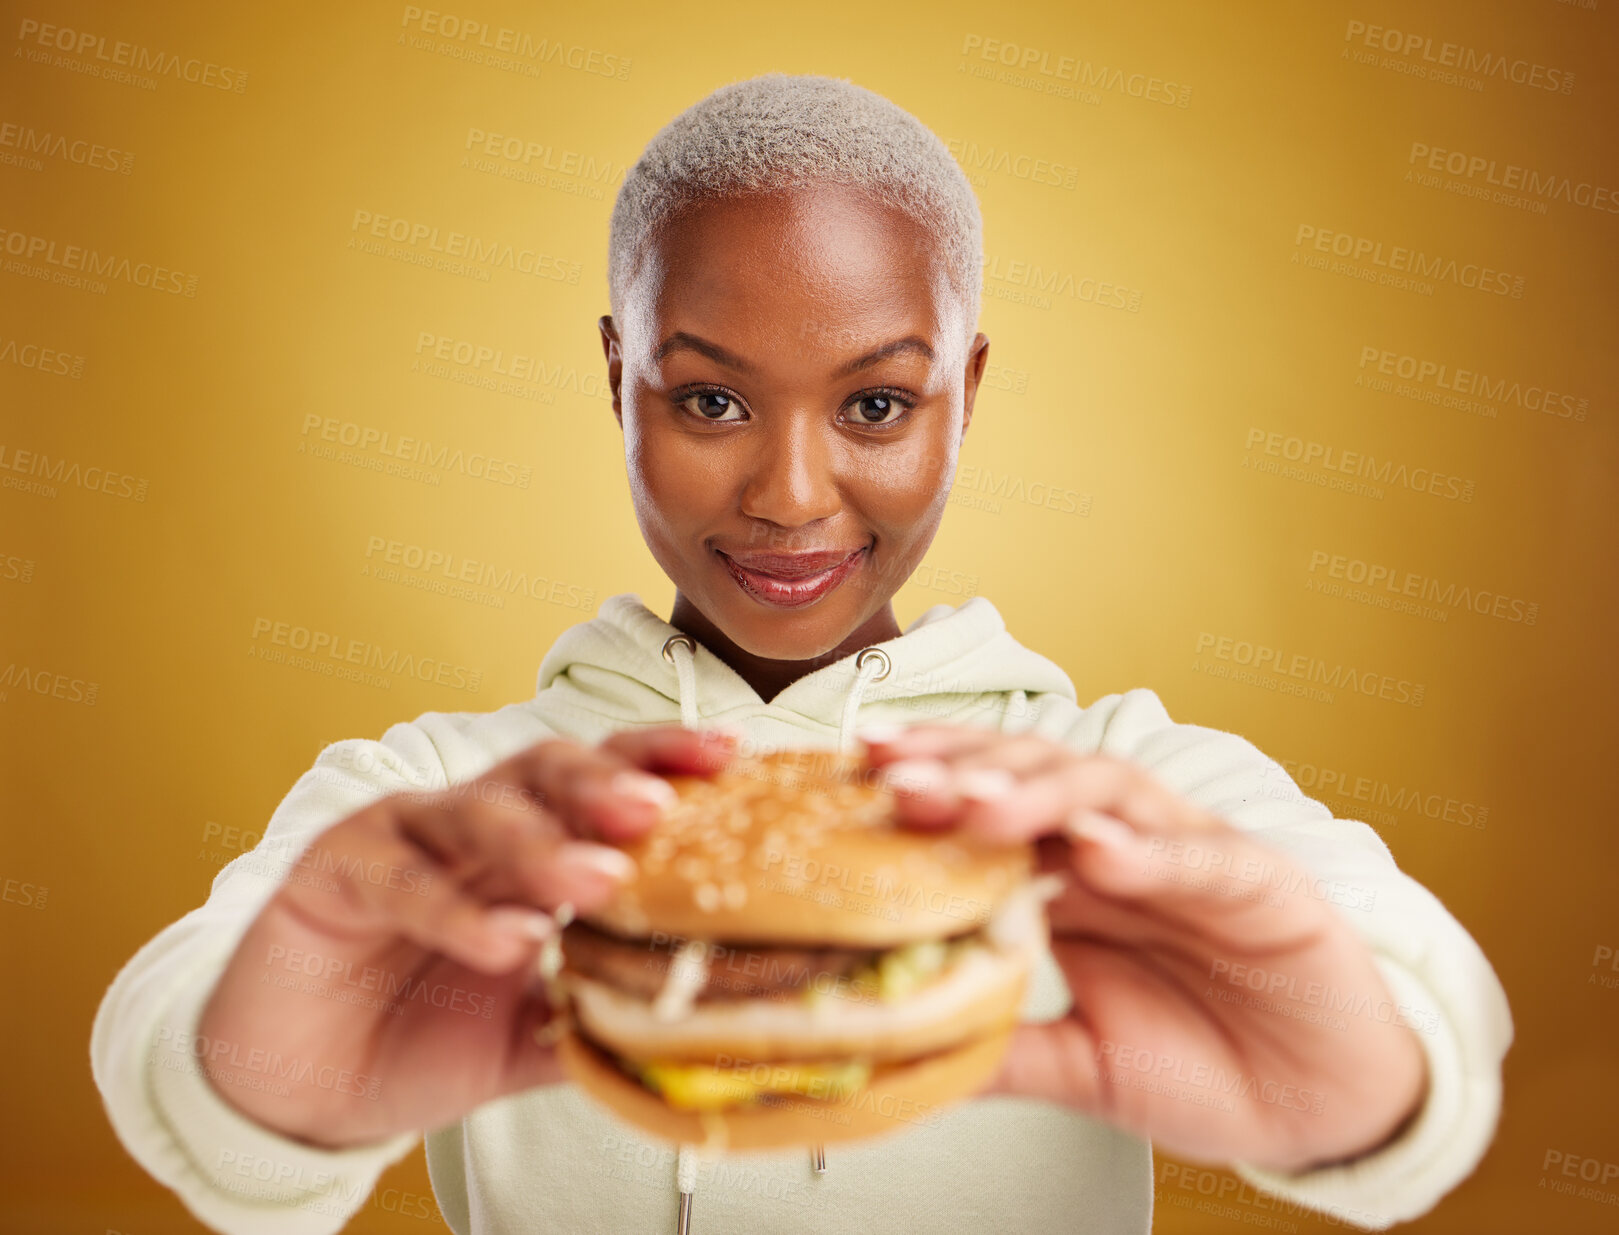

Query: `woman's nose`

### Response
(737, 418, 842, 527)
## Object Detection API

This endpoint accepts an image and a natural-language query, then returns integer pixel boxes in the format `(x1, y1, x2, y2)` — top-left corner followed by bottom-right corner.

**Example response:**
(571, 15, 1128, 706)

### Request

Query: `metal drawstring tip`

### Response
(677, 1190, 693, 1235)
(811, 1143, 826, 1174)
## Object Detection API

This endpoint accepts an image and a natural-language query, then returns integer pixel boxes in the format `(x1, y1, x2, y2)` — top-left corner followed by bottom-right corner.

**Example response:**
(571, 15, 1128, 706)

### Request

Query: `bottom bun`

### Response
(557, 1024, 1016, 1152)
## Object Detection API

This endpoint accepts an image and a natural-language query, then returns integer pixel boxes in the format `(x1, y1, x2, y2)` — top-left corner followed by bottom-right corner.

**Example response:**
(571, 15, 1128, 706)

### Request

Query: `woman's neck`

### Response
(668, 592, 902, 704)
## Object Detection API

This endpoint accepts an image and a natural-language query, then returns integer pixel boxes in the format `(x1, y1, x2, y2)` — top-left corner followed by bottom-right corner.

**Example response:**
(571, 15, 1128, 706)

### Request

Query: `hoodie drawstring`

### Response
(661, 634, 891, 752)
(839, 648, 892, 753)
(662, 634, 702, 729)
(656, 633, 893, 1232)
(676, 1143, 699, 1234)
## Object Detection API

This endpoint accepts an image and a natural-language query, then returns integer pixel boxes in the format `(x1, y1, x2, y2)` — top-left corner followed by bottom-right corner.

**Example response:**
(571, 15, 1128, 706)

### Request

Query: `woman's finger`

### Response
(983, 1019, 1102, 1107)
(1064, 809, 1338, 952)
(599, 723, 742, 776)
(500, 737, 676, 842)
(944, 753, 1219, 843)
(270, 822, 553, 976)
(872, 732, 1063, 828)
(499, 727, 740, 844)
(858, 723, 1001, 763)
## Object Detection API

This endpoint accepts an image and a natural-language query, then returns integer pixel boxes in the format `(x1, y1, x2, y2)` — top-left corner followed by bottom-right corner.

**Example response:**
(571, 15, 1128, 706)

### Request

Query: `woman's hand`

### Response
(858, 724, 1429, 1174)
(195, 725, 737, 1150)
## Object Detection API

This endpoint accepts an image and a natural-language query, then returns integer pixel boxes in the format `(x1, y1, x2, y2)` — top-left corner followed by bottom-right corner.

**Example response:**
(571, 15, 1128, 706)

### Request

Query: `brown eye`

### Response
(678, 390, 744, 421)
(849, 394, 906, 425)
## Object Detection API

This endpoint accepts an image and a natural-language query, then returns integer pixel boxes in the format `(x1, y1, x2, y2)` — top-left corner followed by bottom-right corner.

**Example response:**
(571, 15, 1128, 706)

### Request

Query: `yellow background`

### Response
(3, 0, 1615, 1231)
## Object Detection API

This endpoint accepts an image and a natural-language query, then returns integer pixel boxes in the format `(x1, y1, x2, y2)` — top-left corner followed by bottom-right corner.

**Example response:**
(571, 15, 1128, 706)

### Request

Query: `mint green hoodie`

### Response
(90, 593, 1511, 1234)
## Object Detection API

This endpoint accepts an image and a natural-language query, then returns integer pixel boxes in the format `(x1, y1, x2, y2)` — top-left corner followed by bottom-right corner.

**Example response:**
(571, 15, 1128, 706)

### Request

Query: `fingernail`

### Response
(957, 768, 1016, 802)
(1064, 810, 1137, 849)
(879, 757, 952, 795)
(486, 905, 557, 943)
(557, 841, 637, 883)
(857, 723, 905, 744)
(609, 770, 678, 811)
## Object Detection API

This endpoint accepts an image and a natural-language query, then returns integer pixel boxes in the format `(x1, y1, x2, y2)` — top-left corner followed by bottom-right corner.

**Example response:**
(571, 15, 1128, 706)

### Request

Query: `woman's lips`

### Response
(718, 547, 866, 608)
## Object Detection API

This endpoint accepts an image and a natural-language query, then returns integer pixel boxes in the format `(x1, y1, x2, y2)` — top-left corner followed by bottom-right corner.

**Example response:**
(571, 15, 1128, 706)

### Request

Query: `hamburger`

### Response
(547, 745, 1061, 1151)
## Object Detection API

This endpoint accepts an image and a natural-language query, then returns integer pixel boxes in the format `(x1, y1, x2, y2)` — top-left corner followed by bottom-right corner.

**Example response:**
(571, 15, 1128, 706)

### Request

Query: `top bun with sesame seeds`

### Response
(581, 746, 1033, 947)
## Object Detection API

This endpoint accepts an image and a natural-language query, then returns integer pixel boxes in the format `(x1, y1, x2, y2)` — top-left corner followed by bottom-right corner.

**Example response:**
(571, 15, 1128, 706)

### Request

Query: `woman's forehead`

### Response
(625, 187, 960, 354)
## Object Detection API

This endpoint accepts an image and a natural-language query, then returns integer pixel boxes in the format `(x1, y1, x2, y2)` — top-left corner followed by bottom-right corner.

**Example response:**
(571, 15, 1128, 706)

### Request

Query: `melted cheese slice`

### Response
(637, 1058, 872, 1111)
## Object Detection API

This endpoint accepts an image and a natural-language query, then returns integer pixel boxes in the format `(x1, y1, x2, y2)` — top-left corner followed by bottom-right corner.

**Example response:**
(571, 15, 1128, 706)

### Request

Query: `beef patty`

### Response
(560, 919, 881, 1003)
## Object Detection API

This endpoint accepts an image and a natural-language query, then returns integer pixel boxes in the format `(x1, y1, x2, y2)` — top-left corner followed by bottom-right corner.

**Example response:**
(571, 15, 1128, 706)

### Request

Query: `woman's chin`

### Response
(718, 611, 861, 663)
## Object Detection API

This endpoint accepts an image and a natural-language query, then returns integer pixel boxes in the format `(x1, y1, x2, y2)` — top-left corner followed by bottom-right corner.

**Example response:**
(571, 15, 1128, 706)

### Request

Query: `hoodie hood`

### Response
(532, 591, 1078, 1229)
(536, 592, 1078, 755)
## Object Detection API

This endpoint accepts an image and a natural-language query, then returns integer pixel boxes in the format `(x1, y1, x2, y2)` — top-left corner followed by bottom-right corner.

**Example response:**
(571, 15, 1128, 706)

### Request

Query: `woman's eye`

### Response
(848, 394, 907, 425)
(679, 390, 745, 421)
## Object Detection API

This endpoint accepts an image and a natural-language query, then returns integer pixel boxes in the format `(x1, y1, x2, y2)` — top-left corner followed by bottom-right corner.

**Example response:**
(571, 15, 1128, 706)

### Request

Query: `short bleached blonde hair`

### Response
(607, 71, 982, 344)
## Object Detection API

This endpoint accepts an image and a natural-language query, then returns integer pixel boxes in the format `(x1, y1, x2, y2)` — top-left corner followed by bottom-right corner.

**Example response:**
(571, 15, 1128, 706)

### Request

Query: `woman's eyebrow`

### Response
(652, 331, 754, 374)
(832, 335, 935, 377)
(650, 331, 935, 378)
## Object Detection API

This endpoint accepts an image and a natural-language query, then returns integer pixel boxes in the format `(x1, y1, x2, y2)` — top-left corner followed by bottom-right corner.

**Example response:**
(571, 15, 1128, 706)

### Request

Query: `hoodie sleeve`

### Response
(89, 720, 453, 1235)
(1064, 687, 1513, 1229)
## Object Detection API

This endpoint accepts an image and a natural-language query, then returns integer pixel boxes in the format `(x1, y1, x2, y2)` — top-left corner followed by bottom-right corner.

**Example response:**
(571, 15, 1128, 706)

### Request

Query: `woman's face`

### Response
(600, 182, 989, 664)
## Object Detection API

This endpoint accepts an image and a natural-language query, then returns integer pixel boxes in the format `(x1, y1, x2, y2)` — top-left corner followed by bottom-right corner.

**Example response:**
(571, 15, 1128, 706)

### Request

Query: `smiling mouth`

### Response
(716, 547, 867, 609)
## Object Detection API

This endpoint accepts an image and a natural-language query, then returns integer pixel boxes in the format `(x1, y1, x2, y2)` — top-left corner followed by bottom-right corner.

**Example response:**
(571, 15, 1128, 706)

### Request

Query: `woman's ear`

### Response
(598, 314, 624, 427)
(960, 331, 990, 439)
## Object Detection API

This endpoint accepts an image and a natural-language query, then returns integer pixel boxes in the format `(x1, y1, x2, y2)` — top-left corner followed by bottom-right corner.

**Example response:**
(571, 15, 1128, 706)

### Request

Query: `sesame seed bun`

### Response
(583, 747, 1033, 946)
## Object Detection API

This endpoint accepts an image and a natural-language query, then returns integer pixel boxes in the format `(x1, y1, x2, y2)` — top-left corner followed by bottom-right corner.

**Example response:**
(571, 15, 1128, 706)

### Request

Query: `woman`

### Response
(90, 73, 1511, 1234)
